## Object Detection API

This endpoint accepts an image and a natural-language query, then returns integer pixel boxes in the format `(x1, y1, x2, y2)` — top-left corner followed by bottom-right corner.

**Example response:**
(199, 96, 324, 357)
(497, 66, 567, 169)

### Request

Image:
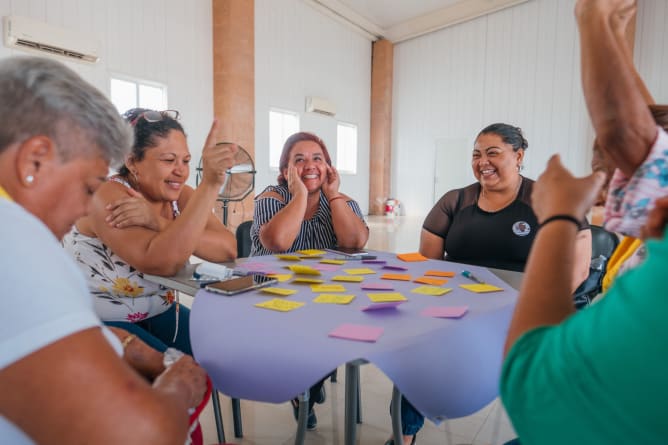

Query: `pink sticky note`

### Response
(313, 263, 341, 272)
(360, 301, 405, 311)
(328, 323, 384, 342)
(421, 306, 469, 319)
(382, 264, 409, 271)
(361, 282, 394, 291)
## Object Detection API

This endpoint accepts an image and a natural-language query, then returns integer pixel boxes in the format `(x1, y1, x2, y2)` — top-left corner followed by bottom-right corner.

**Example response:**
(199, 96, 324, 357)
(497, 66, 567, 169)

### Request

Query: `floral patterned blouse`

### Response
(62, 176, 178, 323)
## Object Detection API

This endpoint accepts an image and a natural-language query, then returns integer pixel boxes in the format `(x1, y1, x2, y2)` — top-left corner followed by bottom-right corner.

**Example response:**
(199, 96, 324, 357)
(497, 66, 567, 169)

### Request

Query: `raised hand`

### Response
(105, 187, 161, 230)
(532, 155, 607, 222)
(321, 165, 341, 200)
(287, 165, 307, 198)
(200, 120, 238, 188)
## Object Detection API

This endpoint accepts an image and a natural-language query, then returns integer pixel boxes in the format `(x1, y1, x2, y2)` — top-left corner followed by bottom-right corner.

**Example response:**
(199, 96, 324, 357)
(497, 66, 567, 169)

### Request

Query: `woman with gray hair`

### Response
(0, 56, 207, 445)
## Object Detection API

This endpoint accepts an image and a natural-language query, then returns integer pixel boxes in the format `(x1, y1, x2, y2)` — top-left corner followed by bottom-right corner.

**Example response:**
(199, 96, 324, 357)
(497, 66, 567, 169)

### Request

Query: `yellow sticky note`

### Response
(411, 286, 453, 296)
(313, 294, 356, 304)
(292, 277, 325, 284)
(320, 259, 346, 265)
(459, 284, 504, 293)
(367, 292, 407, 302)
(267, 273, 292, 282)
(343, 268, 377, 275)
(287, 265, 322, 275)
(413, 277, 448, 286)
(381, 273, 411, 281)
(298, 249, 326, 256)
(275, 254, 302, 261)
(255, 298, 304, 312)
(331, 275, 364, 283)
(311, 284, 346, 293)
(425, 270, 456, 278)
(260, 287, 298, 297)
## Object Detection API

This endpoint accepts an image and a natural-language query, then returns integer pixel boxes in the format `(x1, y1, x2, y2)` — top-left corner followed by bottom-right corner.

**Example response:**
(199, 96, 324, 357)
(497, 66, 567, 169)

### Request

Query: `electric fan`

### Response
(196, 142, 256, 225)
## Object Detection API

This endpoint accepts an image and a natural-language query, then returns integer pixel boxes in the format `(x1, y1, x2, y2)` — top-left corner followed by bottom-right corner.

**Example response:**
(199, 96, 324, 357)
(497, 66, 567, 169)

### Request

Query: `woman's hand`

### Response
(322, 165, 341, 200)
(532, 155, 607, 222)
(105, 188, 162, 230)
(287, 165, 307, 197)
(200, 120, 238, 188)
(153, 355, 208, 409)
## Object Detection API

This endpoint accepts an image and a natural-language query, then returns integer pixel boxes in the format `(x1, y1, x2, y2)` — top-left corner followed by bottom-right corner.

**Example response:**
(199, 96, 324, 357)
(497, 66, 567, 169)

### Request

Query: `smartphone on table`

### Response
(205, 274, 278, 296)
(325, 247, 377, 260)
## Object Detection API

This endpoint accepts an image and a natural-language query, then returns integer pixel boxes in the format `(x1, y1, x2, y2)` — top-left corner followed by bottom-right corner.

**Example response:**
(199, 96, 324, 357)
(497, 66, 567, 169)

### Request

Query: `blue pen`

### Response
(462, 270, 485, 284)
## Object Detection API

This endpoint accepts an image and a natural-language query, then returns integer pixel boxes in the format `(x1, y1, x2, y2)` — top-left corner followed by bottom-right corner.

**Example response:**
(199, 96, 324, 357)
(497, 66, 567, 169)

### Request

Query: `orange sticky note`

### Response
(425, 270, 456, 278)
(413, 277, 448, 286)
(396, 252, 428, 262)
(381, 273, 411, 281)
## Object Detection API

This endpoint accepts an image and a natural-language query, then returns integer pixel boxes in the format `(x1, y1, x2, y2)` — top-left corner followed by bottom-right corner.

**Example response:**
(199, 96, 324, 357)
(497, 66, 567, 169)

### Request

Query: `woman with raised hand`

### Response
(64, 108, 237, 355)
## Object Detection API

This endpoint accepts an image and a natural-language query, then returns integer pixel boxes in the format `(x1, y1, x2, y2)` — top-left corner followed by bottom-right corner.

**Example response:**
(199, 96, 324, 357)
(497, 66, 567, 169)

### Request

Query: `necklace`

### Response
(480, 176, 522, 213)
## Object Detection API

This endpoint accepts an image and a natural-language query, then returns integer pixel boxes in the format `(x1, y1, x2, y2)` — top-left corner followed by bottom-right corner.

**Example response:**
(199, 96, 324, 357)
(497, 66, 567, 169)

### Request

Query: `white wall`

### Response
(392, 0, 594, 217)
(255, 0, 372, 213)
(0, 0, 213, 187)
(636, 0, 668, 104)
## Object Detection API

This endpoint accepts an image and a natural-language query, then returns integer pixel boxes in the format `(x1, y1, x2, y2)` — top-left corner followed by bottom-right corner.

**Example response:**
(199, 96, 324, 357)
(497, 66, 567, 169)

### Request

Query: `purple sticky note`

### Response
(383, 264, 409, 271)
(362, 259, 386, 264)
(313, 263, 341, 272)
(360, 301, 405, 311)
(329, 323, 384, 342)
(361, 282, 394, 291)
(421, 306, 469, 319)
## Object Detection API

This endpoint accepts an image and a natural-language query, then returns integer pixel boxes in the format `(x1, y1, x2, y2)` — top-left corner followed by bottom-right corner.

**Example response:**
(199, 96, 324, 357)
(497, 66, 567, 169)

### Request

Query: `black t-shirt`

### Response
(423, 177, 587, 272)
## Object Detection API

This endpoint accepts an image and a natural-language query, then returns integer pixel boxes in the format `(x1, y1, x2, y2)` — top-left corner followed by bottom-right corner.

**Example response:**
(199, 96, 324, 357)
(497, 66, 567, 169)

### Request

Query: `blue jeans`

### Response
(390, 395, 424, 436)
(106, 304, 192, 354)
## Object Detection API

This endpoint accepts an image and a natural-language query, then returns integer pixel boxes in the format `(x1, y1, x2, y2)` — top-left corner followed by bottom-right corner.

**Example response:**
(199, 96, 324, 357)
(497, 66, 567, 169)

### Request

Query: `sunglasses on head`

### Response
(130, 109, 180, 126)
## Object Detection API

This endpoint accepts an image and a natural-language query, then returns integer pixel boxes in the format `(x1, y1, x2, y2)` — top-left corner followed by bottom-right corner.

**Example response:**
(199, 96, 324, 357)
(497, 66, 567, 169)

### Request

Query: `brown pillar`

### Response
(212, 0, 255, 231)
(369, 39, 393, 215)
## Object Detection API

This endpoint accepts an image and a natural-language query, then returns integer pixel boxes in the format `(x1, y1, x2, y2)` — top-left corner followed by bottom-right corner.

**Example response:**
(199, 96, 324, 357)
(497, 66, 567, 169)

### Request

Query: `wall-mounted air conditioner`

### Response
(305, 96, 336, 116)
(3, 15, 100, 63)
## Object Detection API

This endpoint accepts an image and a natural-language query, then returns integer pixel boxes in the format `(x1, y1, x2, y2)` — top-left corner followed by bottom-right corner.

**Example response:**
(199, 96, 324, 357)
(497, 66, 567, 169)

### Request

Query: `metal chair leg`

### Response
(390, 385, 402, 445)
(330, 368, 338, 382)
(211, 390, 226, 444)
(232, 398, 243, 438)
(356, 372, 362, 424)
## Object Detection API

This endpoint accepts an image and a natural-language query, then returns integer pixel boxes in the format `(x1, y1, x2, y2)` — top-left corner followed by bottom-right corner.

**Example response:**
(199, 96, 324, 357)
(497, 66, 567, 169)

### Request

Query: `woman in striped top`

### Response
(250, 131, 368, 429)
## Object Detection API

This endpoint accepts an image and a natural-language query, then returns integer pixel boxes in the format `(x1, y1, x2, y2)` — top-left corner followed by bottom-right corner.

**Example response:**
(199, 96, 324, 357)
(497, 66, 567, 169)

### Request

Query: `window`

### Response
(336, 122, 358, 174)
(110, 76, 167, 114)
(269, 109, 300, 169)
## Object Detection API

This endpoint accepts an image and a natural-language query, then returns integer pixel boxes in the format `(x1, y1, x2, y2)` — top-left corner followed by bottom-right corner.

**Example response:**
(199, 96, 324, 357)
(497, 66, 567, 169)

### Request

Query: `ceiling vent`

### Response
(3, 16, 100, 63)
(305, 96, 336, 116)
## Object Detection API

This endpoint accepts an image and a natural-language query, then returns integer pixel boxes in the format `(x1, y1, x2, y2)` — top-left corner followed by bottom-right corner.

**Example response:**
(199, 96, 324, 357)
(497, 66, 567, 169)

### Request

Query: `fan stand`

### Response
(221, 198, 232, 226)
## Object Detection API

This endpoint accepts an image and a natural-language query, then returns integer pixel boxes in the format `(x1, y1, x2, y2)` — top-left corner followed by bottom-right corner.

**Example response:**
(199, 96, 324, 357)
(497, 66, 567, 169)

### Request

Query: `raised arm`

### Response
(322, 166, 368, 248)
(576, 0, 656, 176)
(504, 156, 606, 356)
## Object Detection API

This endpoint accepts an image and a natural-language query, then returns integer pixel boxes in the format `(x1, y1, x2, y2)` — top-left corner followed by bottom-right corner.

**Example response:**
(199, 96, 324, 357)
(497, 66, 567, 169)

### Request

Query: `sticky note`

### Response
(421, 306, 469, 318)
(299, 255, 323, 260)
(413, 277, 448, 286)
(297, 249, 326, 256)
(331, 275, 364, 283)
(275, 254, 302, 261)
(396, 252, 428, 262)
(255, 298, 304, 312)
(361, 301, 404, 311)
(266, 273, 292, 282)
(425, 270, 456, 278)
(362, 259, 386, 264)
(292, 277, 325, 284)
(287, 265, 321, 275)
(328, 323, 384, 342)
(411, 286, 453, 296)
(381, 273, 411, 281)
(260, 287, 298, 297)
(320, 259, 346, 265)
(383, 264, 409, 271)
(343, 268, 376, 275)
(459, 284, 504, 293)
(313, 263, 341, 272)
(313, 294, 356, 304)
(367, 292, 407, 302)
(311, 284, 346, 293)
(361, 282, 394, 291)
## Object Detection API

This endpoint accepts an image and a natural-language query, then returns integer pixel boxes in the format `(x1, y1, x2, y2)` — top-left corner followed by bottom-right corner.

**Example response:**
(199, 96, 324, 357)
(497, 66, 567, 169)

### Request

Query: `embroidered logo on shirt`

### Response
(512, 221, 531, 237)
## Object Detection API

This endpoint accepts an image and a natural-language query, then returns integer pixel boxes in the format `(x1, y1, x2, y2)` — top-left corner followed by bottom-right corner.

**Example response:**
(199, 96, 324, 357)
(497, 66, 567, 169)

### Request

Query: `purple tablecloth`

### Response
(190, 252, 517, 421)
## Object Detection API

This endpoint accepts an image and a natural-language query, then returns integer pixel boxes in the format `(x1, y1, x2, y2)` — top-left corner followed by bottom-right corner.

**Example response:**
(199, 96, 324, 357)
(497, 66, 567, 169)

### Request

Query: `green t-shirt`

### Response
(500, 231, 668, 444)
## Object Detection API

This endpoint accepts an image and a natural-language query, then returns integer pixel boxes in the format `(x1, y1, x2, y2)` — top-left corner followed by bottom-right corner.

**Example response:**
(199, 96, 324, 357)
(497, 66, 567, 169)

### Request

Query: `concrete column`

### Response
(212, 0, 255, 231)
(368, 39, 393, 215)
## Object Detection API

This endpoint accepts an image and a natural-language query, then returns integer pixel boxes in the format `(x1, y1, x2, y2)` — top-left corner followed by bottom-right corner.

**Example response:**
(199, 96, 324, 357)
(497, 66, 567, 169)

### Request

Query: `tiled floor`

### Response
(189, 215, 517, 445)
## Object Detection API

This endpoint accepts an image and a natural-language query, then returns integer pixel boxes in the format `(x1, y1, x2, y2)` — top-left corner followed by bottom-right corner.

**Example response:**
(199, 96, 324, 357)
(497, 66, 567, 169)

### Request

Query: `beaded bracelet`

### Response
(539, 214, 581, 230)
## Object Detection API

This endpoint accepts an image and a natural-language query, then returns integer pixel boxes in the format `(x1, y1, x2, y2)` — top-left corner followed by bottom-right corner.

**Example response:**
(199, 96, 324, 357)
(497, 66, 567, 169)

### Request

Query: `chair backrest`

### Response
(236, 220, 253, 258)
(590, 224, 619, 260)
(573, 225, 620, 308)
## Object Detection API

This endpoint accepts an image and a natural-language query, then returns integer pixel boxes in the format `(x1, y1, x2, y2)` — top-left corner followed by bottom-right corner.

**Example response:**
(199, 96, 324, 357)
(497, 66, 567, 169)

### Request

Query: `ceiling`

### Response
(308, 0, 530, 43)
